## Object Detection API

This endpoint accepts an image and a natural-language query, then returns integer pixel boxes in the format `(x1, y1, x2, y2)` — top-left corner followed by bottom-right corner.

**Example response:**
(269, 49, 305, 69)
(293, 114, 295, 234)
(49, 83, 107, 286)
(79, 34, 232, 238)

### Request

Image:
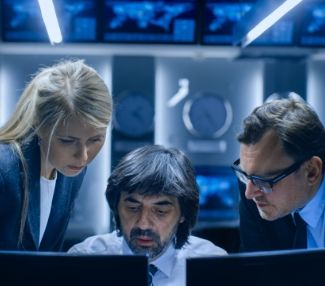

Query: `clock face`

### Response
(183, 92, 232, 138)
(113, 91, 154, 138)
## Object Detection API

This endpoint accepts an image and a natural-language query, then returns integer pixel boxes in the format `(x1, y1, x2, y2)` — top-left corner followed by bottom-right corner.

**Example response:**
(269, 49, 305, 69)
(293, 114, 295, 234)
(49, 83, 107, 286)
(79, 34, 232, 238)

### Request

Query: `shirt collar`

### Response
(150, 242, 176, 278)
(300, 177, 325, 228)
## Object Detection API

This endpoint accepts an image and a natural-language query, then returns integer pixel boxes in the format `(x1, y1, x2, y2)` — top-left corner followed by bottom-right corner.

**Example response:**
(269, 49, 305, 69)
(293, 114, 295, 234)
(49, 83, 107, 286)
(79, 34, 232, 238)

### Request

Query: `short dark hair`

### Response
(237, 98, 325, 171)
(105, 145, 199, 248)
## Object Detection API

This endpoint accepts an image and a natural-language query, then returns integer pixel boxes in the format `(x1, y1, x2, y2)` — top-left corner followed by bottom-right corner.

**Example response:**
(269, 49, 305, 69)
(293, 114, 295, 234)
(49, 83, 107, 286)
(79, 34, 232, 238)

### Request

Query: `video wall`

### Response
(1, 0, 323, 47)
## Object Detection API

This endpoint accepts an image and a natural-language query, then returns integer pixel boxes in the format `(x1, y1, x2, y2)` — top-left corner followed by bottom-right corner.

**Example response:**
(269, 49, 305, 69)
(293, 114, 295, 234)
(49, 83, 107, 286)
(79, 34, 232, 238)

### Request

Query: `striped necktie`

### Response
(148, 264, 158, 286)
(293, 212, 307, 249)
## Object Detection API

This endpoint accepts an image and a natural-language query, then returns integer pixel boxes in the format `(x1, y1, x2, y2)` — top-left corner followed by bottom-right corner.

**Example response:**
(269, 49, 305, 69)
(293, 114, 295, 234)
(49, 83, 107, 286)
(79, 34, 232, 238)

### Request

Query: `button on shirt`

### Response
(299, 178, 325, 249)
(68, 231, 227, 286)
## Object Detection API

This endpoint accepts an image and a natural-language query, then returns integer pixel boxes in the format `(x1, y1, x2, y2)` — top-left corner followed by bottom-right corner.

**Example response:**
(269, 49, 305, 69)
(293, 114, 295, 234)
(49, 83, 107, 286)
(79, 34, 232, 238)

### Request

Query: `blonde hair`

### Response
(0, 59, 113, 247)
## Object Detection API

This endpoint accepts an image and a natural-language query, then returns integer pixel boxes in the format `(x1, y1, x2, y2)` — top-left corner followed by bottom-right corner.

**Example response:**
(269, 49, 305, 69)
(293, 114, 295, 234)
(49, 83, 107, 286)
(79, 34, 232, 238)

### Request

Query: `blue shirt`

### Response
(300, 178, 325, 248)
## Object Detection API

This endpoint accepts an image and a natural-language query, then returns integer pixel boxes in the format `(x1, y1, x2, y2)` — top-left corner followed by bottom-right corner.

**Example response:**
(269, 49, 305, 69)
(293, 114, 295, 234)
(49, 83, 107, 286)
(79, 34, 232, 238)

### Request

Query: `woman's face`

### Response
(39, 116, 107, 179)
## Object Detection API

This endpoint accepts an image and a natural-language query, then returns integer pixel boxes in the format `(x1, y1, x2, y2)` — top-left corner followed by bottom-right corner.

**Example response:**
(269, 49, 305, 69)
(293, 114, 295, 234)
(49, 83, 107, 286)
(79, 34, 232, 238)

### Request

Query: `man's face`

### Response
(117, 192, 184, 261)
(240, 130, 315, 221)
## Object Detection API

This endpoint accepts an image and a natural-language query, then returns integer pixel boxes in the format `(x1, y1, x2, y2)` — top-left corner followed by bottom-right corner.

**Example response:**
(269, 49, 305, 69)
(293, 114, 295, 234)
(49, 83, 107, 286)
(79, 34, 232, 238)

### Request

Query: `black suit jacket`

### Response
(239, 181, 297, 252)
(0, 137, 86, 251)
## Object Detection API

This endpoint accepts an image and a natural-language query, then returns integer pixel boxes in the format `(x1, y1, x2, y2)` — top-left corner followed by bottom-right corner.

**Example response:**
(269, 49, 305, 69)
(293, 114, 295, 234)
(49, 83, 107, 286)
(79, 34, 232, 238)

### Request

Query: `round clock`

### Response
(113, 91, 154, 138)
(183, 92, 233, 138)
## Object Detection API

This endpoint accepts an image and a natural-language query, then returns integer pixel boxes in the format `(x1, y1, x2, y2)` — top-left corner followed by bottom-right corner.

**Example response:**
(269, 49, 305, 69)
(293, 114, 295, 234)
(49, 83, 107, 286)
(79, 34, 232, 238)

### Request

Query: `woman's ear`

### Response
(179, 216, 185, 224)
(306, 156, 323, 185)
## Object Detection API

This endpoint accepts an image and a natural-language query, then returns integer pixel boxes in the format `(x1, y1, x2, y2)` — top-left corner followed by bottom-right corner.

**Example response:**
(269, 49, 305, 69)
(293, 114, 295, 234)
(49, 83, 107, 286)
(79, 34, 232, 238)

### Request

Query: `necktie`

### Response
(148, 264, 158, 286)
(293, 212, 307, 249)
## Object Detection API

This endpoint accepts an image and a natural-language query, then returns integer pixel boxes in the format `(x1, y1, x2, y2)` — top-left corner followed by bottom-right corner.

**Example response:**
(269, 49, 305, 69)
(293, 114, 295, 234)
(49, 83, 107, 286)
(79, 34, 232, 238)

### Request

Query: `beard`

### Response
(126, 227, 176, 260)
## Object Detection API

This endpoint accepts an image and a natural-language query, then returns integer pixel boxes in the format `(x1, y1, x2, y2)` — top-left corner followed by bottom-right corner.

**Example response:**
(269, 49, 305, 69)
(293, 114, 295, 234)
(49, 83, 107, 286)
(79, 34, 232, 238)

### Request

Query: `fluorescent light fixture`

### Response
(234, 0, 303, 47)
(38, 0, 62, 44)
(242, 0, 302, 47)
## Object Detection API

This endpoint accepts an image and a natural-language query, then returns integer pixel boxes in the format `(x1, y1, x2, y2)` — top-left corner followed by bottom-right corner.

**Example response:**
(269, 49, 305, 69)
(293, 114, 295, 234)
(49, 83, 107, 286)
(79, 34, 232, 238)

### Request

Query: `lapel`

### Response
(22, 137, 41, 249)
(21, 137, 84, 250)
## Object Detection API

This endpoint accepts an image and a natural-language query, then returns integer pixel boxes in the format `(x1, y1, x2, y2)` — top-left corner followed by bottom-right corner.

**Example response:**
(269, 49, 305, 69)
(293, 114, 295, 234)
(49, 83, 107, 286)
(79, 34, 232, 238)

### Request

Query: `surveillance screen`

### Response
(2, 0, 98, 42)
(103, 0, 198, 44)
(2, 0, 48, 42)
(55, 0, 98, 42)
(195, 166, 239, 223)
(202, 0, 254, 45)
(299, 2, 325, 47)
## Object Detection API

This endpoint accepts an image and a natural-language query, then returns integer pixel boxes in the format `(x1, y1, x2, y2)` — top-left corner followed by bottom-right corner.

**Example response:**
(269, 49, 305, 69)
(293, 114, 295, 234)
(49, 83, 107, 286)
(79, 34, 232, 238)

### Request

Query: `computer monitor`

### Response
(251, 6, 296, 46)
(186, 249, 325, 286)
(103, 0, 198, 44)
(202, 0, 296, 46)
(0, 251, 148, 286)
(201, 0, 254, 45)
(1, 0, 98, 42)
(299, 1, 325, 47)
(195, 166, 239, 226)
(1, 0, 48, 42)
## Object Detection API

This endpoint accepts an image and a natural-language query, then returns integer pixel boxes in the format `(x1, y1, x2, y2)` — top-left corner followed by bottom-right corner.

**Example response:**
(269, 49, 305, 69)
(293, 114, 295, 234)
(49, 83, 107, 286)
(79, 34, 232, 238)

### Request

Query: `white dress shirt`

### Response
(68, 231, 227, 286)
(39, 176, 56, 245)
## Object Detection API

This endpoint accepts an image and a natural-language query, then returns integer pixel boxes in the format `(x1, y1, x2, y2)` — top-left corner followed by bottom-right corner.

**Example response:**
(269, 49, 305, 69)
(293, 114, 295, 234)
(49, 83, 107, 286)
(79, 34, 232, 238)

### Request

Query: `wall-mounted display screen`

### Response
(202, 0, 296, 46)
(195, 166, 239, 224)
(55, 0, 98, 42)
(2, 0, 48, 42)
(103, 0, 197, 44)
(1, 0, 98, 42)
(252, 13, 296, 46)
(299, 2, 325, 47)
(202, 0, 254, 45)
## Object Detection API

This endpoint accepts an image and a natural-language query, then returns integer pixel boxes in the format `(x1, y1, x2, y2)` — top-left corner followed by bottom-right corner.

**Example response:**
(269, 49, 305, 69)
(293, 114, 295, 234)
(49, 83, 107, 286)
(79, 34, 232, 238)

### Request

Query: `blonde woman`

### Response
(0, 60, 112, 251)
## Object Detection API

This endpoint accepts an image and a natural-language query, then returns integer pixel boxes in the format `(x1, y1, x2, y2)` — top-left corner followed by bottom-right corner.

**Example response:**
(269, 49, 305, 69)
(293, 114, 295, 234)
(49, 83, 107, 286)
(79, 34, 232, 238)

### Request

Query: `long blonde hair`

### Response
(0, 59, 113, 247)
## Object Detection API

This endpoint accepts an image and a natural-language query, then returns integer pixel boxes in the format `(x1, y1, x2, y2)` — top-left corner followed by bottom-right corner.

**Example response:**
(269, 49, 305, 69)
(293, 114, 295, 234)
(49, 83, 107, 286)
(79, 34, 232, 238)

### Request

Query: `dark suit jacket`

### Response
(0, 137, 86, 251)
(239, 181, 297, 252)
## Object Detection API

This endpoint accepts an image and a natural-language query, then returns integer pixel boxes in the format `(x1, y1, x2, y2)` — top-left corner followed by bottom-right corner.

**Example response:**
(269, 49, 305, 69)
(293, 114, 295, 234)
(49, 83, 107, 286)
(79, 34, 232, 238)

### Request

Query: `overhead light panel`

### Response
(38, 0, 62, 44)
(234, 0, 303, 47)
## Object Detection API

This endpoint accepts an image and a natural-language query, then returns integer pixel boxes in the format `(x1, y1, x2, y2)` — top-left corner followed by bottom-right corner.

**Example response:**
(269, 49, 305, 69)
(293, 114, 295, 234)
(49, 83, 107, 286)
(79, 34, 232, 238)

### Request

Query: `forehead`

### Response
(240, 130, 293, 175)
(55, 116, 106, 137)
(119, 192, 180, 206)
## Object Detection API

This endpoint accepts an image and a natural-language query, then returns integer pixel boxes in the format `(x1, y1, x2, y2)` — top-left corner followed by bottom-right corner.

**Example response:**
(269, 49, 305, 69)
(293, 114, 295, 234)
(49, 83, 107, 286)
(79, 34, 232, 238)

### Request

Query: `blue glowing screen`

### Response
(300, 3, 325, 46)
(2, 0, 97, 42)
(202, 0, 295, 46)
(103, 0, 197, 43)
(202, 1, 253, 45)
(195, 166, 239, 222)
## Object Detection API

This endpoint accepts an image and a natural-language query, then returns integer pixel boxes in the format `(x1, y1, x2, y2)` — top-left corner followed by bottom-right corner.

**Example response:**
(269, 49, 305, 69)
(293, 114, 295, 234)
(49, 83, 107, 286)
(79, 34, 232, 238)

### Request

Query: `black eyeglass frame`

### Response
(231, 158, 308, 192)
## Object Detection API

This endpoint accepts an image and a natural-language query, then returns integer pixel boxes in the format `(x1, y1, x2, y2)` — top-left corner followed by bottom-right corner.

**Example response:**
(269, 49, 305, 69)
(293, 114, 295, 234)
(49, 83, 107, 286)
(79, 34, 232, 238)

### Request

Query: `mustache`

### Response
(130, 228, 160, 240)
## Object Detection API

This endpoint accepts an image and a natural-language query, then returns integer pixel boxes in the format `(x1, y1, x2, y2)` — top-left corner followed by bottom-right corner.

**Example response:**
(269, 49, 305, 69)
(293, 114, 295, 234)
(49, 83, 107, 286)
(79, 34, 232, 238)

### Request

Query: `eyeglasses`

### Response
(231, 158, 307, 193)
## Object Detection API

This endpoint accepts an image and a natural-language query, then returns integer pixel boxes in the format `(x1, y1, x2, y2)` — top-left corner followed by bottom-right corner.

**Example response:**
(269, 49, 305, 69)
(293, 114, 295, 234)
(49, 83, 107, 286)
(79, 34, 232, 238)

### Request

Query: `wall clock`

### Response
(113, 91, 154, 138)
(183, 92, 232, 138)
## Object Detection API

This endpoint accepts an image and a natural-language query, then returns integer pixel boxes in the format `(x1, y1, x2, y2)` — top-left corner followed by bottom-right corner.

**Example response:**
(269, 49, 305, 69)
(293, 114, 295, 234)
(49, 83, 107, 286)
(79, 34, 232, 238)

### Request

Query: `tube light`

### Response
(242, 0, 302, 47)
(38, 0, 62, 44)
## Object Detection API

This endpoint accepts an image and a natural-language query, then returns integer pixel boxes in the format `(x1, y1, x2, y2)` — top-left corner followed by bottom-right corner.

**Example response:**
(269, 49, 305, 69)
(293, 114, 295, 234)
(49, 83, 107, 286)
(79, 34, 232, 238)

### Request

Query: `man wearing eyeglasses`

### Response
(232, 98, 325, 252)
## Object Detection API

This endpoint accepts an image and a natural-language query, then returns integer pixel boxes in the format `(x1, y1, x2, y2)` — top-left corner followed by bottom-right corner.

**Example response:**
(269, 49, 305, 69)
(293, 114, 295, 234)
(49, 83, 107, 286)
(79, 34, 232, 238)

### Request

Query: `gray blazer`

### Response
(0, 137, 86, 251)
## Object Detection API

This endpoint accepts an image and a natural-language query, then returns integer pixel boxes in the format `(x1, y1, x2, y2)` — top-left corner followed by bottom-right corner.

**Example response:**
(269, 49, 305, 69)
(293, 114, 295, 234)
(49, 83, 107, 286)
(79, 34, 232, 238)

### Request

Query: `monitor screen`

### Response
(1, 0, 98, 42)
(195, 166, 239, 224)
(0, 251, 148, 285)
(201, 0, 254, 45)
(187, 249, 325, 286)
(299, 2, 325, 47)
(55, 0, 98, 42)
(251, 9, 296, 46)
(2, 0, 48, 42)
(103, 0, 198, 44)
(202, 0, 296, 46)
